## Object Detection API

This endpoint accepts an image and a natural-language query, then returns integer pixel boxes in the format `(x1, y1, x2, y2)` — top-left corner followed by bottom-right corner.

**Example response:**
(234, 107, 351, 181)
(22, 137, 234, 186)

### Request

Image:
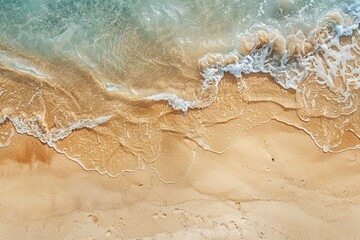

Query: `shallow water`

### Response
(0, 0, 359, 175)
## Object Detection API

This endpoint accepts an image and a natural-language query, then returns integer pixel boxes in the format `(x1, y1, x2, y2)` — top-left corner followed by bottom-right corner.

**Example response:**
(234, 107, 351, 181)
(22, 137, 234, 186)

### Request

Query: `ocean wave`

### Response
(0, 1, 359, 175)
(166, 3, 360, 114)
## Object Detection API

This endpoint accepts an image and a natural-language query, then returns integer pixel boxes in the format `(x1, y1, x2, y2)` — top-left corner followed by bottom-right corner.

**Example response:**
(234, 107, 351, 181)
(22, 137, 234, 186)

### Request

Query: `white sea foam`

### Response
(146, 93, 195, 112)
(0, 115, 112, 147)
(145, 3, 360, 114)
(195, 3, 360, 114)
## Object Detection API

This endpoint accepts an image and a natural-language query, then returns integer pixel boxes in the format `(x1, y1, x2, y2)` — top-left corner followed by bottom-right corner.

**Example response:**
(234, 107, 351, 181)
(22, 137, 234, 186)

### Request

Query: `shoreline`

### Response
(0, 1, 360, 239)
(1, 115, 359, 239)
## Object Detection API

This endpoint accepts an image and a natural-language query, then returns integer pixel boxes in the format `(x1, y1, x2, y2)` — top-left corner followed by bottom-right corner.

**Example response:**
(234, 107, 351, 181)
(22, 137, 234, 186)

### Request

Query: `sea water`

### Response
(0, 0, 359, 175)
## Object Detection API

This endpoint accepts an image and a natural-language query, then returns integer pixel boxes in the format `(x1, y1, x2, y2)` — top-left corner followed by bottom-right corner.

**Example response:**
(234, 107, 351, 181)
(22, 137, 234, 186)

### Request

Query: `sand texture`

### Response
(1, 112, 360, 239)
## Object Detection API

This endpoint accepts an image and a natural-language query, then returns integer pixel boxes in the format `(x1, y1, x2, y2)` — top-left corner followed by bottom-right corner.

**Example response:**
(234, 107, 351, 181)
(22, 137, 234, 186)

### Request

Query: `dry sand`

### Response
(1, 118, 359, 239)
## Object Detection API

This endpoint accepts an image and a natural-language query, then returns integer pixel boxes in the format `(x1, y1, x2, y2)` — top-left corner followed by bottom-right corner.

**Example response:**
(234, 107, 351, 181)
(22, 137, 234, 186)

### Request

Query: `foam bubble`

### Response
(197, 4, 360, 114)
(5, 115, 112, 147)
(147, 93, 195, 112)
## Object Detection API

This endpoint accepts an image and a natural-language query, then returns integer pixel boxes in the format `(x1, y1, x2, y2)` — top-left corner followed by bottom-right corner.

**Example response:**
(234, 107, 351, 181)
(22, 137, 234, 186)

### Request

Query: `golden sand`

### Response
(1, 116, 359, 239)
(0, 68, 359, 238)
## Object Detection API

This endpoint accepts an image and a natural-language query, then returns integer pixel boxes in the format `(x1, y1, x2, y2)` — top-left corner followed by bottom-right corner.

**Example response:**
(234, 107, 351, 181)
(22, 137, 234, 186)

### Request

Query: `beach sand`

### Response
(1, 3, 360, 238)
(1, 87, 359, 239)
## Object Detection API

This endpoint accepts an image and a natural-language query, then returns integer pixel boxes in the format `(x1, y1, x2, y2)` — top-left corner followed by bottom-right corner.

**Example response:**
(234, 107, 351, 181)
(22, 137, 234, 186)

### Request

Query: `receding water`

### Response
(0, 0, 359, 175)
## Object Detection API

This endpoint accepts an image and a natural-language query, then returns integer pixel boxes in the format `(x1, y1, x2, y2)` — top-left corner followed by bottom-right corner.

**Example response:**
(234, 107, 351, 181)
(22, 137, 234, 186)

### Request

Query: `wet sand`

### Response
(0, 60, 360, 239)
(1, 117, 359, 240)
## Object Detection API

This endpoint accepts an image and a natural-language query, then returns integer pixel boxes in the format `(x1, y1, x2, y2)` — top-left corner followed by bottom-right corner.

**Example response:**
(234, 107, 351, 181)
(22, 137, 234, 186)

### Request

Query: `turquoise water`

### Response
(0, 0, 350, 68)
